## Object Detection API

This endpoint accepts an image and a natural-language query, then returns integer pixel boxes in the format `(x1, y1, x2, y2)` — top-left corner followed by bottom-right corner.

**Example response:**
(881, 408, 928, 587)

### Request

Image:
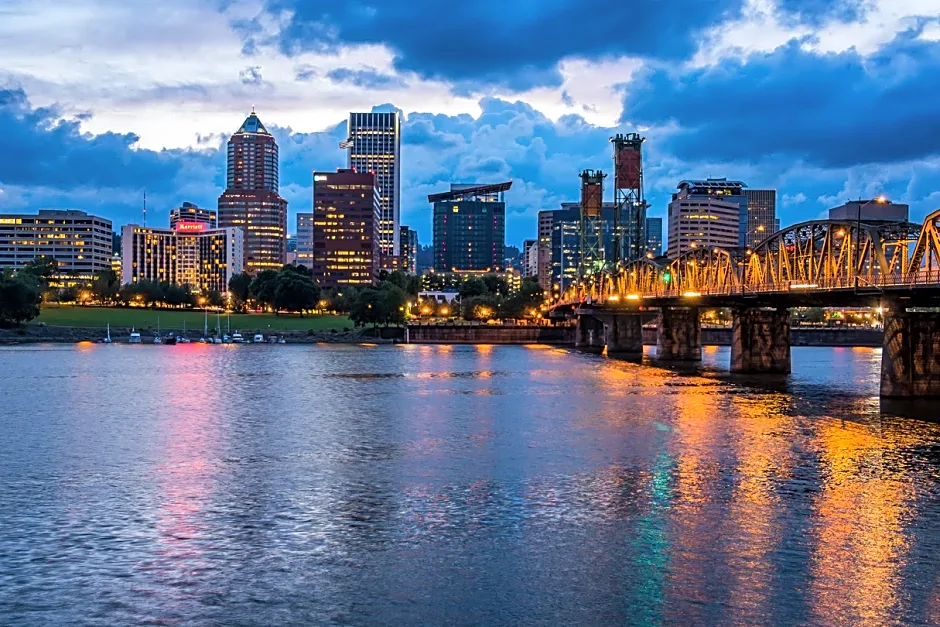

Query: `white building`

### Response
(522, 238, 539, 277)
(296, 212, 314, 266)
(667, 188, 742, 258)
(0, 210, 112, 286)
(344, 111, 401, 257)
(122, 223, 244, 293)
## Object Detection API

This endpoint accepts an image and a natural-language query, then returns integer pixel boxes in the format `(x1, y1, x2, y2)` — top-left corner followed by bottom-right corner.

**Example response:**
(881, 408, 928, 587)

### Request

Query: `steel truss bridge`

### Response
(554, 208, 940, 309)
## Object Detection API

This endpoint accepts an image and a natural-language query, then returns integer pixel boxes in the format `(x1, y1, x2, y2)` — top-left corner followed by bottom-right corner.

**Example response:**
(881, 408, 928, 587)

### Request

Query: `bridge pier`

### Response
(656, 307, 701, 361)
(730, 307, 791, 374)
(880, 309, 940, 397)
(603, 312, 644, 356)
(575, 314, 606, 353)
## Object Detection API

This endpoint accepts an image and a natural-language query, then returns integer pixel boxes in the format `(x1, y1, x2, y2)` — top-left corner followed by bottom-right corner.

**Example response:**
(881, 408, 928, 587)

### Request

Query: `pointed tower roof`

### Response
(235, 108, 270, 135)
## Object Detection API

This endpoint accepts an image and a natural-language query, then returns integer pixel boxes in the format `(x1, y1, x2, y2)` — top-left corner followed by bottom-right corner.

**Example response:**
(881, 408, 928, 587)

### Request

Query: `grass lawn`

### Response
(35, 305, 352, 332)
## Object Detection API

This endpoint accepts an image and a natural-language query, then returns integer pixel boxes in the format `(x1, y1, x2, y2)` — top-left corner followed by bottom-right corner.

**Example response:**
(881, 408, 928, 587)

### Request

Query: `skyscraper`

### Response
(344, 111, 401, 257)
(744, 189, 777, 247)
(311, 169, 381, 288)
(217, 109, 287, 274)
(399, 225, 418, 274)
(645, 217, 663, 257)
(430, 182, 509, 273)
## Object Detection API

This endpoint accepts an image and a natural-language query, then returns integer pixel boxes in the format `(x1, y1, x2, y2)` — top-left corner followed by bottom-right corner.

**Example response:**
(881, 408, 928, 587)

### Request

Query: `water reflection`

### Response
(0, 344, 938, 625)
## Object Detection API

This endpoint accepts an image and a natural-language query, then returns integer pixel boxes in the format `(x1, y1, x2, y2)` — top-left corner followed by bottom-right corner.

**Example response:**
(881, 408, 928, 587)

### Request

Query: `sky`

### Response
(1, 0, 939, 247)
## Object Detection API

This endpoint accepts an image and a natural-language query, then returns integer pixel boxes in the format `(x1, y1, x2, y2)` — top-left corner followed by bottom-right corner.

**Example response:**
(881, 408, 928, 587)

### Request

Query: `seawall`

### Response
(406, 324, 575, 345)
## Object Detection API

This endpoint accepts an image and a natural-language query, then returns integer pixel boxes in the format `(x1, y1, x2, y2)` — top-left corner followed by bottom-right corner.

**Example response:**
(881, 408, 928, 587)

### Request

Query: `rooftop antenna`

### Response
(143, 191, 147, 226)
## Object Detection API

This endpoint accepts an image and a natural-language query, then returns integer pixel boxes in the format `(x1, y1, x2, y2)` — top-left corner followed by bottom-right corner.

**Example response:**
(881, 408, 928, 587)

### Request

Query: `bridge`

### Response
(552, 208, 940, 398)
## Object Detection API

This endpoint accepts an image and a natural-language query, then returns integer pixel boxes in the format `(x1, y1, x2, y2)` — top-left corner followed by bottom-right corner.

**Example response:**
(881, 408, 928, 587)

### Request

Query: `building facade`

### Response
(345, 111, 401, 257)
(744, 189, 777, 247)
(217, 110, 288, 274)
(645, 217, 663, 257)
(399, 225, 418, 274)
(296, 213, 314, 267)
(169, 202, 217, 230)
(121, 223, 244, 293)
(430, 182, 509, 274)
(537, 211, 554, 291)
(311, 169, 381, 289)
(0, 210, 112, 285)
(522, 238, 539, 277)
(667, 181, 744, 258)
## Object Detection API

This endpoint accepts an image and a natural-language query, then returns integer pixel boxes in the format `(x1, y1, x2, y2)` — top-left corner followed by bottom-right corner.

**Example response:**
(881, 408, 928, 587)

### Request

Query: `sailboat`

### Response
(215, 312, 225, 343)
(200, 309, 209, 343)
(178, 319, 190, 343)
(153, 317, 162, 344)
(128, 327, 142, 344)
(103, 322, 112, 344)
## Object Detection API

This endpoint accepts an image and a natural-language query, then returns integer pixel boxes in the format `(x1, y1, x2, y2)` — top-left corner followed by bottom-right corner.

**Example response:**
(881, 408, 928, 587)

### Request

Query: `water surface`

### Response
(1, 344, 938, 625)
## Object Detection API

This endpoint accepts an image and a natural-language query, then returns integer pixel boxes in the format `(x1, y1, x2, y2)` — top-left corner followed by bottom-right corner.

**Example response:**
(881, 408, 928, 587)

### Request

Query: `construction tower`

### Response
(610, 133, 647, 263)
(579, 169, 606, 278)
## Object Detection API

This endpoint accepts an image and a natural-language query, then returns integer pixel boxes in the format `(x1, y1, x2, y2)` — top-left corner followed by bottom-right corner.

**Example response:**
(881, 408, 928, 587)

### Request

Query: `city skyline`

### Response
(1, 1, 939, 247)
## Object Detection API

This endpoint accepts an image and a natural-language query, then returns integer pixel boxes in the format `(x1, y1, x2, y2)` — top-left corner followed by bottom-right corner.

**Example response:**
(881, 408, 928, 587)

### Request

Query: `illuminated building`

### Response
(343, 111, 401, 257)
(169, 202, 217, 230)
(537, 211, 554, 291)
(744, 189, 776, 246)
(399, 225, 418, 274)
(645, 217, 663, 257)
(430, 182, 510, 273)
(121, 222, 244, 293)
(110, 253, 121, 278)
(311, 168, 380, 288)
(217, 109, 288, 273)
(667, 180, 743, 258)
(296, 213, 314, 266)
(539, 203, 620, 293)
(0, 210, 112, 286)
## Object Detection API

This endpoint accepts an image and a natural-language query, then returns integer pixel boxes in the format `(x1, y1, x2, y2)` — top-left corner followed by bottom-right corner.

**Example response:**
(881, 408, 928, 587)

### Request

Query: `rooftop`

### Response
(428, 181, 512, 203)
(235, 109, 270, 136)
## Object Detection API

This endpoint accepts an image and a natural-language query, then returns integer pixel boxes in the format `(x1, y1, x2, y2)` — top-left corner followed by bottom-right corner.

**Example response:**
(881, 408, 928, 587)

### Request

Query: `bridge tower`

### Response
(579, 169, 606, 279)
(610, 133, 647, 264)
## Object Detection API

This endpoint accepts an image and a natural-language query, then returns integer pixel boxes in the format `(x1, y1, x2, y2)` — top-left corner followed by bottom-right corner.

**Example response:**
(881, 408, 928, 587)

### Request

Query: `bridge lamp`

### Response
(607, 295, 620, 303)
(836, 229, 845, 237)
(626, 294, 640, 301)
(683, 291, 701, 298)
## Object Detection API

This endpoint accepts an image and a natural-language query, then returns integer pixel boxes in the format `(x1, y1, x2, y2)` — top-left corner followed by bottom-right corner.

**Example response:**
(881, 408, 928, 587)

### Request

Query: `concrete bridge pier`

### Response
(880, 309, 940, 397)
(730, 307, 791, 373)
(603, 312, 644, 356)
(656, 307, 701, 361)
(575, 313, 606, 353)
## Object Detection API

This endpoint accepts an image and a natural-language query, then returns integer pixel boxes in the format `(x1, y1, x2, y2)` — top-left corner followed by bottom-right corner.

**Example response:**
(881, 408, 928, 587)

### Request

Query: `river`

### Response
(0, 344, 938, 625)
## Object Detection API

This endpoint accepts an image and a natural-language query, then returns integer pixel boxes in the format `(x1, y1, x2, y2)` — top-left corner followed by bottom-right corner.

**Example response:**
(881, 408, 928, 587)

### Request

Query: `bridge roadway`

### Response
(554, 208, 940, 398)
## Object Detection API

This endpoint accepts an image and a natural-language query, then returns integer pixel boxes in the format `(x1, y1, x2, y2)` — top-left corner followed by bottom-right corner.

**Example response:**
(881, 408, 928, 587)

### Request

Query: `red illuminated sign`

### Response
(174, 221, 207, 232)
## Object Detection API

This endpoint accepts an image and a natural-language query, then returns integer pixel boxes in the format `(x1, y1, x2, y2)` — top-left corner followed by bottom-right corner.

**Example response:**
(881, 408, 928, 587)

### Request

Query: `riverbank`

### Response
(0, 324, 398, 344)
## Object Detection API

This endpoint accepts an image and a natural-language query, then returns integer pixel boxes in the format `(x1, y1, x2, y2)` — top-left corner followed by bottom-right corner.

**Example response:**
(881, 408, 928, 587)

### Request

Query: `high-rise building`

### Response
(522, 238, 539, 277)
(667, 180, 742, 258)
(217, 110, 288, 274)
(344, 111, 401, 257)
(311, 168, 380, 289)
(537, 211, 554, 291)
(121, 222, 244, 293)
(744, 189, 777, 247)
(0, 210, 112, 286)
(645, 217, 663, 257)
(169, 202, 217, 230)
(430, 182, 510, 274)
(296, 213, 314, 267)
(399, 225, 418, 274)
(286, 236, 297, 253)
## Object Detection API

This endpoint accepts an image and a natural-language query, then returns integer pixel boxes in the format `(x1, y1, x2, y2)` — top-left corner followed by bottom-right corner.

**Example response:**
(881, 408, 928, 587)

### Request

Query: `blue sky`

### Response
(1, 0, 939, 247)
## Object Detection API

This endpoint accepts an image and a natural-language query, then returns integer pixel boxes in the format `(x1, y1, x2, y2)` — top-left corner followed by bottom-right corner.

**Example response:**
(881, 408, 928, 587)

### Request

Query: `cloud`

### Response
(625, 39, 940, 169)
(260, 0, 746, 91)
(238, 65, 263, 85)
(326, 67, 405, 90)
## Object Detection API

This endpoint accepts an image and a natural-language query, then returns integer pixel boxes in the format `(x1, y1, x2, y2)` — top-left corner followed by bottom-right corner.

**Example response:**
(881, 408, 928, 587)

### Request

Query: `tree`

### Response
(462, 294, 500, 321)
(228, 272, 252, 312)
(249, 269, 279, 309)
(459, 277, 488, 299)
(349, 287, 382, 327)
(202, 290, 224, 308)
(482, 274, 510, 297)
(0, 270, 41, 327)
(21, 256, 59, 300)
(378, 282, 407, 326)
(500, 278, 543, 319)
(91, 269, 120, 303)
(56, 286, 80, 304)
(273, 271, 320, 316)
(162, 282, 193, 308)
(324, 286, 358, 313)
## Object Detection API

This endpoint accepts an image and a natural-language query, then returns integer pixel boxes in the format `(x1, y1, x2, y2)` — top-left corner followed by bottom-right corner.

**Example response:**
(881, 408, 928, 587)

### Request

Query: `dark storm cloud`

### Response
(326, 67, 406, 89)
(255, 0, 746, 91)
(624, 39, 940, 169)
